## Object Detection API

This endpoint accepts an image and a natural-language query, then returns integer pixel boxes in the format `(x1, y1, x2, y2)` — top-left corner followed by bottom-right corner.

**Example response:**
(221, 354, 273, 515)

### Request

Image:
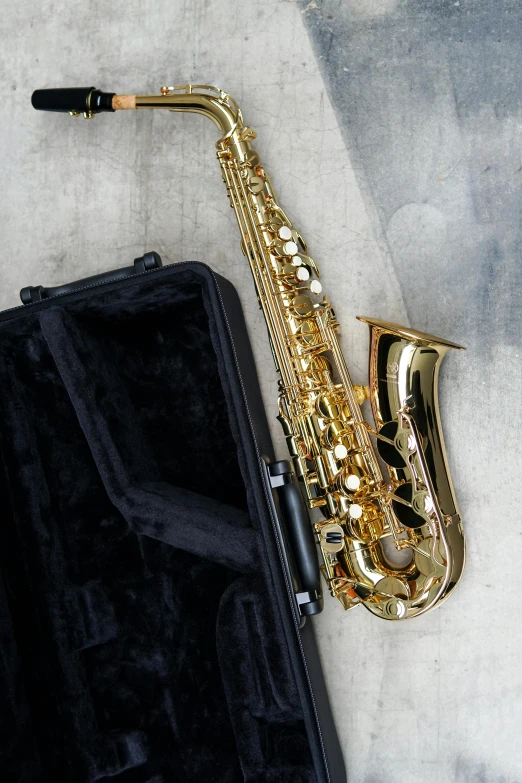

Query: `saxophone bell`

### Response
(353, 318, 466, 619)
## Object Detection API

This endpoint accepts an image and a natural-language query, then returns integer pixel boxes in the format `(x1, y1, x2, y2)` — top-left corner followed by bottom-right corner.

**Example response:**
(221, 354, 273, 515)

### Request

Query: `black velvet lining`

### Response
(0, 269, 316, 782)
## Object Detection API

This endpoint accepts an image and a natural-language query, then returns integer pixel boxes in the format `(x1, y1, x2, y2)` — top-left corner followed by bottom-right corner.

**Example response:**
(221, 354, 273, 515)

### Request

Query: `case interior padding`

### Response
(0, 265, 328, 783)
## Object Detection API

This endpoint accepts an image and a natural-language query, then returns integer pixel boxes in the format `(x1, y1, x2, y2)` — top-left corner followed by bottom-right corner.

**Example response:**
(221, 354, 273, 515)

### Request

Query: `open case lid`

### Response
(0, 258, 346, 782)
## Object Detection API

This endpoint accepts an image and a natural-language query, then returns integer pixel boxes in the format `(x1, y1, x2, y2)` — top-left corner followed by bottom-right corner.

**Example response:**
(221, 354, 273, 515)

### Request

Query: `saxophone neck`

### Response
(132, 85, 242, 138)
(32, 83, 252, 145)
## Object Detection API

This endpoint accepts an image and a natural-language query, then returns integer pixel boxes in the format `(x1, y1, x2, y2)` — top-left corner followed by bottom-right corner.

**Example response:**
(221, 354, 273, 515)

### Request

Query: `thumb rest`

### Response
(31, 83, 466, 620)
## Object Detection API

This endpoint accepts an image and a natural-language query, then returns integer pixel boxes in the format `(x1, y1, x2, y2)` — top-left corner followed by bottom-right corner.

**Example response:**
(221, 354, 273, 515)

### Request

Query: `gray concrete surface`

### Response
(0, 1, 519, 781)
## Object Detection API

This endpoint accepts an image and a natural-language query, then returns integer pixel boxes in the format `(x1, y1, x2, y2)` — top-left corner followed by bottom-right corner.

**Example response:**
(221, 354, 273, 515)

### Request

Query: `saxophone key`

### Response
(278, 225, 293, 241)
(302, 254, 321, 278)
(275, 263, 310, 286)
(315, 391, 346, 420)
(307, 354, 333, 383)
(291, 294, 314, 317)
(243, 148, 261, 168)
(349, 504, 363, 520)
(333, 444, 348, 460)
(318, 522, 345, 554)
(323, 418, 352, 450)
(337, 465, 366, 497)
(248, 175, 265, 194)
(282, 240, 298, 256)
(294, 231, 308, 253)
(345, 474, 361, 491)
(298, 320, 320, 345)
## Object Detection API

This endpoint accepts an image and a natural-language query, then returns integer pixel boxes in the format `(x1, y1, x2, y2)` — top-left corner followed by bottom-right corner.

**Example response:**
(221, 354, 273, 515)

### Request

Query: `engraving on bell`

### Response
(395, 429, 416, 455)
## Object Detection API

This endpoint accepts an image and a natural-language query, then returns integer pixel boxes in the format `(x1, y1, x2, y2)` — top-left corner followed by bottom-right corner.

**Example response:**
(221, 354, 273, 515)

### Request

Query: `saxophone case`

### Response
(0, 255, 346, 783)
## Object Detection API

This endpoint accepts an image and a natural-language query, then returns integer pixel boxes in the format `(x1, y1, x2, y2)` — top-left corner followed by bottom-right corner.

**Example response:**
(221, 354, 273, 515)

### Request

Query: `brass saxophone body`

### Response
(32, 84, 466, 620)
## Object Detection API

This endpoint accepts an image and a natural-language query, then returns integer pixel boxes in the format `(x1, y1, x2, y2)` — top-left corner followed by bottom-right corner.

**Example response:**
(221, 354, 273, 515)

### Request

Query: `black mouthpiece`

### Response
(31, 87, 115, 115)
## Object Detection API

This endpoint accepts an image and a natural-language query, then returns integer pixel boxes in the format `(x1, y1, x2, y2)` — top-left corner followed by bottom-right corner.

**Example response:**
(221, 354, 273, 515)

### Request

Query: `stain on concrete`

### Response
(300, 0, 522, 349)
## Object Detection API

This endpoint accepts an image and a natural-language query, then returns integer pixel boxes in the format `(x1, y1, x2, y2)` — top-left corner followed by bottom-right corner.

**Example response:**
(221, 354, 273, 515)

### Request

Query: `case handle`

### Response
(265, 458, 323, 625)
(20, 251, 163, 304)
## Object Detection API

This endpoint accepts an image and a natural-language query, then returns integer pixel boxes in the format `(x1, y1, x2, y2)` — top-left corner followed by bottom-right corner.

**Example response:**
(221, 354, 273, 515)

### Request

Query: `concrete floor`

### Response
(1, 1, 520, 781)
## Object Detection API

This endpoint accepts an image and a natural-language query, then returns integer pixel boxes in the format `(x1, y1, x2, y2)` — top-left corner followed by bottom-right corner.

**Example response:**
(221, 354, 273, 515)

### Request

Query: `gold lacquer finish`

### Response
(90, 84, 466, 619)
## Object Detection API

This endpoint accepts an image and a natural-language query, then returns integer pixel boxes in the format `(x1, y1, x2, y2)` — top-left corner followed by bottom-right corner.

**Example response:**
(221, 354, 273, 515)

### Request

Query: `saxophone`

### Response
(31, 84, 466, 620)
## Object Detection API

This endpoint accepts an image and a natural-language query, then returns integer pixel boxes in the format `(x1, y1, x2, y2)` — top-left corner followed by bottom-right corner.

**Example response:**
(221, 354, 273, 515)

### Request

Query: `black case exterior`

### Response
(0, 260, 346, 783)
(196, 263, 346, 783)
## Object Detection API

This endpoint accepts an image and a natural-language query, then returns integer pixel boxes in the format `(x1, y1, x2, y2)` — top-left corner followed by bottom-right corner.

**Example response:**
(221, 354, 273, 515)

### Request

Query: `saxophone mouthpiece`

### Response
(31, 87, 116, 118)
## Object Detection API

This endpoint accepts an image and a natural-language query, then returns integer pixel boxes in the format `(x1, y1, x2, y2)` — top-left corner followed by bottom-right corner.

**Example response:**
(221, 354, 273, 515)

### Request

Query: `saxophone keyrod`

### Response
(224, 162, 296, 389)
(232, 169, 303, 390)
